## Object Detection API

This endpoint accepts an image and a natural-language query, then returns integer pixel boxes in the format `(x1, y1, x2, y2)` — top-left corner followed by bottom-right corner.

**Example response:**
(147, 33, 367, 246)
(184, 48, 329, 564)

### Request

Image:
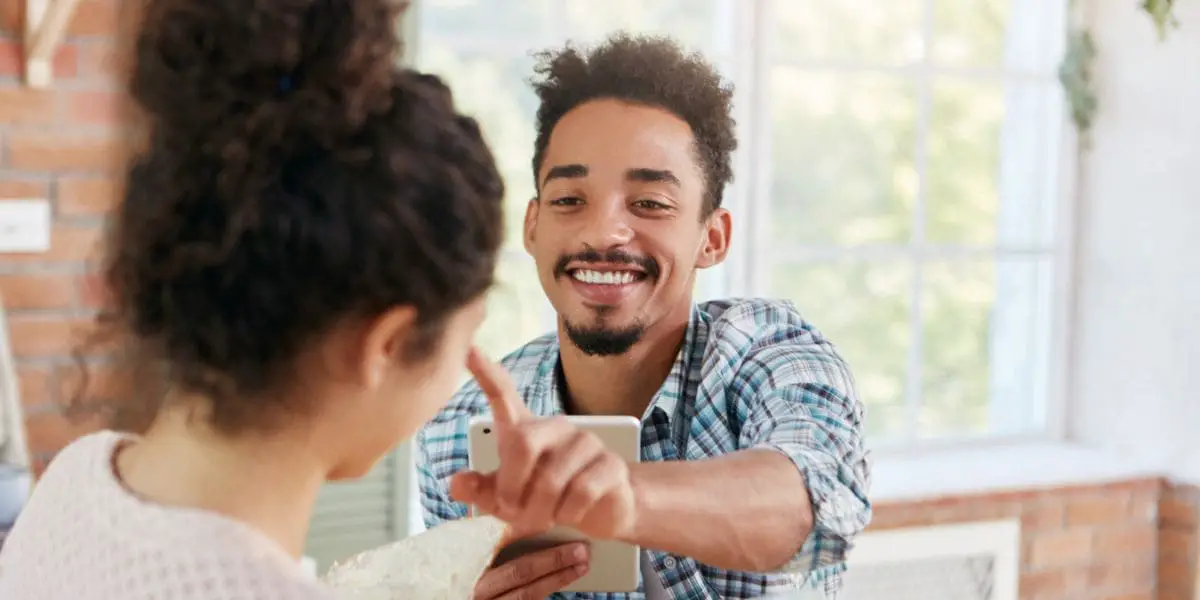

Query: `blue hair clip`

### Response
(279, 74, 293, 93)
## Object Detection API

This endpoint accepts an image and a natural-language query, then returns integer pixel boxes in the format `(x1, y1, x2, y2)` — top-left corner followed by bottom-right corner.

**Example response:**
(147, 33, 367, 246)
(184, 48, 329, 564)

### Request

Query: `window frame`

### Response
(402, 0, 1078, 450)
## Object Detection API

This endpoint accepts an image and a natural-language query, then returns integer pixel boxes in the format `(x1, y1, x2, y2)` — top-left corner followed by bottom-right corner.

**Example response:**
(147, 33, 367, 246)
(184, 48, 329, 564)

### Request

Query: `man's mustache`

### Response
(553, 248, 660, 280)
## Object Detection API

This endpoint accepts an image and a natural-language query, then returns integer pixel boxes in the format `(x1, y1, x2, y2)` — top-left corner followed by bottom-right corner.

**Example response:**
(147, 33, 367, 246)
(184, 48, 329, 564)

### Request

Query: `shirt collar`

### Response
(536, 306, 710, 433)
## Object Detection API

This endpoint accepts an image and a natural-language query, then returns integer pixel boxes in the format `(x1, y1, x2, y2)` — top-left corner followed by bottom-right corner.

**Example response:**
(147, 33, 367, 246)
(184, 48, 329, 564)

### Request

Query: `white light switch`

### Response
(0, 200, 52, 253)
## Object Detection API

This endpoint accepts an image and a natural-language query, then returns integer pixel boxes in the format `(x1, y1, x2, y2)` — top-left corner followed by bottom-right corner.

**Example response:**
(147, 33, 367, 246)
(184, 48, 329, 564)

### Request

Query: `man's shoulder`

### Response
(697, 297, 816, 347)
(696, 297, 848, 382)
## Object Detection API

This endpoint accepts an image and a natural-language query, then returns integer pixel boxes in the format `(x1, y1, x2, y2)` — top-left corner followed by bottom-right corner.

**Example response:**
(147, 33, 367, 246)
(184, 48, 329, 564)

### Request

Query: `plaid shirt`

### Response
(417, 299, 871, 599)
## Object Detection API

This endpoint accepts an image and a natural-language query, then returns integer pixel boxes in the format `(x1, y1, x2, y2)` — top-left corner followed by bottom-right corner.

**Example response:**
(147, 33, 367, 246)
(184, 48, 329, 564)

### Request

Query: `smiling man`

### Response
(417, 33, 871, 600)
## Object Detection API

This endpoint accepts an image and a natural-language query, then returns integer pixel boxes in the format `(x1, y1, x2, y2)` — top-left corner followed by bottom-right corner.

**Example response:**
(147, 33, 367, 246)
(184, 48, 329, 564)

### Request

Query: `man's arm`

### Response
(622, 349, 871, 575)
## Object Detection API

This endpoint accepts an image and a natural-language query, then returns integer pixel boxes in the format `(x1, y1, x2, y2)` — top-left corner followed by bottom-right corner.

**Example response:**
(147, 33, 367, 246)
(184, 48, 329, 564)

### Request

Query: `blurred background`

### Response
(0, 0, 1197, 598)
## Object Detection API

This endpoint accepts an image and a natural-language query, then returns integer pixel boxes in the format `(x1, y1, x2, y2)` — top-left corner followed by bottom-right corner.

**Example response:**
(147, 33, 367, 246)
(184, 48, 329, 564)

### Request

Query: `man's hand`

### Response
(472, 544, 590, 600)
(450, 348, 638, 541)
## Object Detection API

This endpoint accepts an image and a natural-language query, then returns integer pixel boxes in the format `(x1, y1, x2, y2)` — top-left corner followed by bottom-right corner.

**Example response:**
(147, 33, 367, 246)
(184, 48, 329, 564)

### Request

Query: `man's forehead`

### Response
(540, 100, 700, 184)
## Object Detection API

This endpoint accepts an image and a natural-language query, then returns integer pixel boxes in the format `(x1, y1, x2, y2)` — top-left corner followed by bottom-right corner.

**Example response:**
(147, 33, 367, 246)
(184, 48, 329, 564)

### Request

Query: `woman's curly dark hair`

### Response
(74, 0, 504, 434)
(530, 33, 737, 215)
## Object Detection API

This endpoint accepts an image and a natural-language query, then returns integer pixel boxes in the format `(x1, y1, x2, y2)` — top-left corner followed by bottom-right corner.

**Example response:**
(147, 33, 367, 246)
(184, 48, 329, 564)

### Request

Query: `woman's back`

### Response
(0, 0, 504, 596)
(0, 432, 333, 599)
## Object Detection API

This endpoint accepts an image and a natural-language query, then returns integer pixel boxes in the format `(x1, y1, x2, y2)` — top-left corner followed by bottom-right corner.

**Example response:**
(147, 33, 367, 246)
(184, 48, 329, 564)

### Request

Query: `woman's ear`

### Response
(358, 306, 418, 390)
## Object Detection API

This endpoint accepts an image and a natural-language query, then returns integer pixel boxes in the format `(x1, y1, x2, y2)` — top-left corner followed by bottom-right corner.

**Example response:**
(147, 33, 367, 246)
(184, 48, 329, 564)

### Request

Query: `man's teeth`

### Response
(572, 270, 637, 285)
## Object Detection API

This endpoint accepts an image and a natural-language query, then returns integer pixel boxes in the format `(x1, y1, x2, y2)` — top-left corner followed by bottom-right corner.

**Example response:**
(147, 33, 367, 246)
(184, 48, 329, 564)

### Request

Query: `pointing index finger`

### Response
(467, 347, 530, 427)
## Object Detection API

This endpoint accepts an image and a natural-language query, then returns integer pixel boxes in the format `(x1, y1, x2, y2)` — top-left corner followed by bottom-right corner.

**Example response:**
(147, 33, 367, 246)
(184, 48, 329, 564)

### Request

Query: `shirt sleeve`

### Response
(736, 340, 872, 579)
(415, 388, 486, 530)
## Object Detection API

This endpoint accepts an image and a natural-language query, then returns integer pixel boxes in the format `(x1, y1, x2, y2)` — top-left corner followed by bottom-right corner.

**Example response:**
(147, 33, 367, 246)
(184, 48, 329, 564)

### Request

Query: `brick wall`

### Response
(0, 0, 135, 475)
(872, 478, 1162, 600)
(0, 3, 1197, 600)
(1160, 484, 1200, 600)
(870, 479, 1200, 600)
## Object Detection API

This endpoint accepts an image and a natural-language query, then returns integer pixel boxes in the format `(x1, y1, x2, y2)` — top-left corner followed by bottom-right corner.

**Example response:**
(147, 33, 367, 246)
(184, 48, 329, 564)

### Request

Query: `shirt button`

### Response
(663, 557, 677, 569)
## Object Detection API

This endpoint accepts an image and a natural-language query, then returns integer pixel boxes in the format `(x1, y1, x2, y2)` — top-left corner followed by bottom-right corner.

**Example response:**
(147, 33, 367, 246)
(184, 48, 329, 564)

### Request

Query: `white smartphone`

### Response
(467, 415, 642, 593)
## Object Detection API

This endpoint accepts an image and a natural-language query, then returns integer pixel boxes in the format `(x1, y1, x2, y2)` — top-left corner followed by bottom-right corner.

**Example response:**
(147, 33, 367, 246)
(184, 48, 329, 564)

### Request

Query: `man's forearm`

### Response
(620, 448, 813, 572)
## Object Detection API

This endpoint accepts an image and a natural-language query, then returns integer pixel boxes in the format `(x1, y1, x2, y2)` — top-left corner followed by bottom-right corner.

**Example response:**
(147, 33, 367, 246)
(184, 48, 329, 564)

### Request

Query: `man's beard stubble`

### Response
(564, 315, 645, 356)
(555, 247, 658, 357)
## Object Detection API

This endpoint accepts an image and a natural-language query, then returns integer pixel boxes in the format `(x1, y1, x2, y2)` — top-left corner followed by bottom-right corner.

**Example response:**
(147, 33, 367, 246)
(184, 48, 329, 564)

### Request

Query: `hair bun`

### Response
(131, 0, 406, 145)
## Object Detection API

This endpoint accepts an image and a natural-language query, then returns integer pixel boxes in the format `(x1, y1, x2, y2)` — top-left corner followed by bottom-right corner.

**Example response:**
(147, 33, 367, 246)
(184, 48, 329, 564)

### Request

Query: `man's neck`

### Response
(558, 305, 693, 418)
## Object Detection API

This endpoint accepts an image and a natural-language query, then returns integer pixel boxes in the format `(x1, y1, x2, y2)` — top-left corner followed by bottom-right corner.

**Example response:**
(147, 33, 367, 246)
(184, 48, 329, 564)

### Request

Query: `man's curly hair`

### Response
(530, 33, 737, 216)
(74, 0, 504, 434)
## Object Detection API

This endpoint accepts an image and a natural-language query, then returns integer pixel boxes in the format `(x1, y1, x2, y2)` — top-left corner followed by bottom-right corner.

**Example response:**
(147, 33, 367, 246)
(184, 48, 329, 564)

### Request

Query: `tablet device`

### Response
(467, 415, 641, 593)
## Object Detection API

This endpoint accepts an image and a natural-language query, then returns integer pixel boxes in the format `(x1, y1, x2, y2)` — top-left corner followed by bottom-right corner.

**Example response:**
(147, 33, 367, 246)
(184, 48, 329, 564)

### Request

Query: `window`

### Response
(409, 0, 1070, 445)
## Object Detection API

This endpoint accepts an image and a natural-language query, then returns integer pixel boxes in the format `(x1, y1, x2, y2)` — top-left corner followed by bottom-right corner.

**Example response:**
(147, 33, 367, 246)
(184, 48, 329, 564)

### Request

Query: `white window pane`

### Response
(926, 80, 1005, 245)
(418, 46, 538, 247)
(769, 0, 925, 65)
(770, 69, 918, 246)
(476, 256, 550, 361)
(927, 79, 1060, 247)
(558, 0, 729, 55)
(417, 0, 559, 47)
(930, 0, 1010, 68)
(770, 260, 912, 441)
(918, 257, 1051, 439)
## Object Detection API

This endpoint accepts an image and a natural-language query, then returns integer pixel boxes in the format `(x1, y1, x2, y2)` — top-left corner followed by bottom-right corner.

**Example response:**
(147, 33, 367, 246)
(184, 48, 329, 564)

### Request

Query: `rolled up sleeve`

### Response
(737, 345, 872, 579)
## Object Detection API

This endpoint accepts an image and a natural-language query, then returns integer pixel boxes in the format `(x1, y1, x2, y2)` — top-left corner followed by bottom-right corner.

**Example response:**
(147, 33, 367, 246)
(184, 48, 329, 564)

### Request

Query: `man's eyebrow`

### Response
(626, 168, 681, 187)
(541, 163, 588, 187)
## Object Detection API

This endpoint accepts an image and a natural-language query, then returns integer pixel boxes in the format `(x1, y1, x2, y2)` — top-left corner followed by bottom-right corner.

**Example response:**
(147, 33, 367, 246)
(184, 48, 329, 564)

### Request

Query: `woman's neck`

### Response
(114, 407, 329, 558)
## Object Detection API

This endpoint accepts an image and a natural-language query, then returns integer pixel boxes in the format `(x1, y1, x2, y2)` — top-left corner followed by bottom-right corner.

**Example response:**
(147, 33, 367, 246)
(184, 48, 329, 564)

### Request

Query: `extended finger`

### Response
(518, 431, 606, 532)
(467, 348, 529, 427)
(495, 416, 574, 514)
(473, 543, 589, 600)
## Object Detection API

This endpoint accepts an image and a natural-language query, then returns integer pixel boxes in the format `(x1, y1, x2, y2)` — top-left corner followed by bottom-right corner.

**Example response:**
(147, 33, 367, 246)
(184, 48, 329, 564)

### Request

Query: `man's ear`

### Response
(696, 208, 732, 269)
(523, 197, 538, 255)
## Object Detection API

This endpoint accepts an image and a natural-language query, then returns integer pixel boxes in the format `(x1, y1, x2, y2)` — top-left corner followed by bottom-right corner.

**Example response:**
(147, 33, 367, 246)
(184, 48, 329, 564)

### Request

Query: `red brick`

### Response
(0, 178, 49, 198)
(0, 273, 77, 309)
(1160, 528, 1195, 561)
(1162, 496, 1199, 529)
(67, 0, 120, 37)
(1021, 567, 1088, 600)
(1066, 495, 1130, 526)
(1027, 528, 1094, 568)
(57, 176, 121, 216)
(0, 39, 79, 79)
(0, 222, 103, 265)
(66, 89, 132, 125)
(7, 133, 128, 172)
(1094, 525, 1157, 558)
(0, 87, 57, 124)
(16, 365, 52, 410)
(5, 314, 95, 358)
(22, 411, 106, 455)
(1087, 557, 1155, 591)
(1022, 502, 1066, 531)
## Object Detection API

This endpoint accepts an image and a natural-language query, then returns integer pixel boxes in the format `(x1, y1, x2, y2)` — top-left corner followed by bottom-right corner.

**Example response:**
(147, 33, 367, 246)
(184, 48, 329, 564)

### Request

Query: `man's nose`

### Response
(578, 200, 634, 249)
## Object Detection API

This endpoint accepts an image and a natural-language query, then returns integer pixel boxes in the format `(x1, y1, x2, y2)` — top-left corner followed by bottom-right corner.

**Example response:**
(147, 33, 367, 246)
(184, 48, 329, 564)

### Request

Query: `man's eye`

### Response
(549, 196, 582, 206)
(633, 199, 668, 210)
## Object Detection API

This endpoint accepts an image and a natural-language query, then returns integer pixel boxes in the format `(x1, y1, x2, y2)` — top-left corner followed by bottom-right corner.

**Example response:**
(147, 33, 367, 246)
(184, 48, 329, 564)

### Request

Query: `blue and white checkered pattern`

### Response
(417, 298, 871, 599)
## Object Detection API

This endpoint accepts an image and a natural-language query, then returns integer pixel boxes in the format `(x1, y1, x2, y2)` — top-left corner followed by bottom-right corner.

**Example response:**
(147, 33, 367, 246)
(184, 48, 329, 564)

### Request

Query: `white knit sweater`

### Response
(0, 431, 337, 599)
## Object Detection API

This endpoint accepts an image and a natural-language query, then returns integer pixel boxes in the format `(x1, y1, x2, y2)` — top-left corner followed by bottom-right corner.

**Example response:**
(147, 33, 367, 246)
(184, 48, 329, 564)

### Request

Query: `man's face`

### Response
(524, 98, 731, 356)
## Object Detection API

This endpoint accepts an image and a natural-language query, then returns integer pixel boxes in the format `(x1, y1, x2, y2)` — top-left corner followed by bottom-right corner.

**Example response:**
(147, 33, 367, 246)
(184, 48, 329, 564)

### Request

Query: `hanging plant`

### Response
(1058, 30, 1097, 143)
(1142, 0, 1180, 40)
(1060, 1, 1180, 141)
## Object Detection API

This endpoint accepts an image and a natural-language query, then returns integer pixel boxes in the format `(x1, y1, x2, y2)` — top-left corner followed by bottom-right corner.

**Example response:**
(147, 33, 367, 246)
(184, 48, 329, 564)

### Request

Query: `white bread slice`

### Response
(322, 515, 509, 599)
